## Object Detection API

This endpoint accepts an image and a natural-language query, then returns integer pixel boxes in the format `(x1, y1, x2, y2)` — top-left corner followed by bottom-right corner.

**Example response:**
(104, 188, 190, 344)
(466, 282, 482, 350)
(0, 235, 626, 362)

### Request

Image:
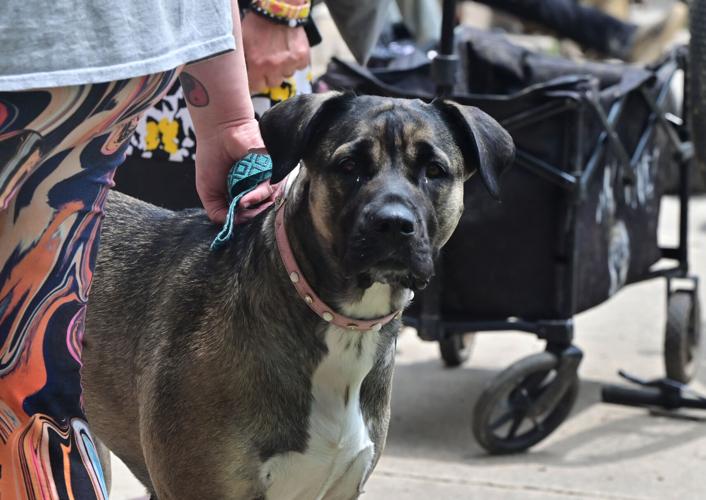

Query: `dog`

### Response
(82, 92, 514, 499)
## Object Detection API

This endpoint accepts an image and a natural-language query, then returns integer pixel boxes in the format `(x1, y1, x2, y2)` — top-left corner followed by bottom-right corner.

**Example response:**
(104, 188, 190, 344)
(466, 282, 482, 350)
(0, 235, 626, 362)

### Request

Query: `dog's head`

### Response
(260, 92, 514, 290)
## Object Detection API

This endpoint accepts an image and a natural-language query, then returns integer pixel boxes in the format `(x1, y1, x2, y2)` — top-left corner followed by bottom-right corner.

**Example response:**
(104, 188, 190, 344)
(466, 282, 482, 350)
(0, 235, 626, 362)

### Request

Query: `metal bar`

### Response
(435, 0, 458, 97)
(416, 273, 445, 341)
(637, 87, 684, 158)
(515, 151, 578, 190)
(578, 97, 628, 197)
(501, 100, 575, 131)
(637, 266, 687, 281)
(588, 97, 635, 184)
(631, 69, 683, 167)
(677, 48, 691, 274)
(410, 318, 575, 343)
(564, 202, 580, 319)
(439, 0, 456, 56)
(438, 320, 543, 333)
(661, 247, 681, 260)
(678, 158, 690, 271)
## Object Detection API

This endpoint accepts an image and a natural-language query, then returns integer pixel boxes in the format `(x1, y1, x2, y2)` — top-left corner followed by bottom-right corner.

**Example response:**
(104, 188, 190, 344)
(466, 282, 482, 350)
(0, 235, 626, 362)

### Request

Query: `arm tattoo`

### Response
(180, 72, 210, 107)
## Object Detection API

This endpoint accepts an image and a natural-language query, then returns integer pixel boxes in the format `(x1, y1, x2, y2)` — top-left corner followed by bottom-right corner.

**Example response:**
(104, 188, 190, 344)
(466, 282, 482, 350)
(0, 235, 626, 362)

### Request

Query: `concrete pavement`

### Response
(109, 196, 706, 499)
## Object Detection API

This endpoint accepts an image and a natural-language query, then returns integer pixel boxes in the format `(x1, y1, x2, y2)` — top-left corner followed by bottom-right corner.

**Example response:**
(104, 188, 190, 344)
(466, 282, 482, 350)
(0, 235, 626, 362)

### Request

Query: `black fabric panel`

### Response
(114, 157, 201, 211)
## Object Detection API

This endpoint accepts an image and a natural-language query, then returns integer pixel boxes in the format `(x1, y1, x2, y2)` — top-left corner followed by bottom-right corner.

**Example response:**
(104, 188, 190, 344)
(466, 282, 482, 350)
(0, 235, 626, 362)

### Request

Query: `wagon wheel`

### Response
(439, 332, 476, 367)
(664, 290, 702, 383)
(472, 352, 579, 454)
(689, 0, 706, 190)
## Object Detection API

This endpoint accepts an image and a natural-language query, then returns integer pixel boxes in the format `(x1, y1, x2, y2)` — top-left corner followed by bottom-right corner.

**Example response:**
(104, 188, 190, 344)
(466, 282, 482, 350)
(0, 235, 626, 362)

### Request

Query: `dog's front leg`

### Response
(145, 452, 265, 500)
(141, 418, 265, 500)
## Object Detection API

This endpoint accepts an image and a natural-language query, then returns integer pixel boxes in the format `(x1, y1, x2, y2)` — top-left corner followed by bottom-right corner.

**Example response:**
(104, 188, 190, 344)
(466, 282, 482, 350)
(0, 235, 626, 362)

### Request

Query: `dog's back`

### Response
(86, 191, 208, 361)
(87, 191, 226, 340)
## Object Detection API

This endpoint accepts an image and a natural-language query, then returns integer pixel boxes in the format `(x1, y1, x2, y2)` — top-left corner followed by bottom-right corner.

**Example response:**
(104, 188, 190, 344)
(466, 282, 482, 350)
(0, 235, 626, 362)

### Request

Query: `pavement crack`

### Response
(374, 468, 649, 499)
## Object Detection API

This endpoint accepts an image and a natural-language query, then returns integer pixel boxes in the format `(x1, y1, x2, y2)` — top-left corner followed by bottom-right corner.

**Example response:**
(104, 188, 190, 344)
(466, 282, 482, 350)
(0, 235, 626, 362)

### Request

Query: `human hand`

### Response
(241, 10, 310, 92)
(194, 118, 264, 223)
(183, 1, 269, 224)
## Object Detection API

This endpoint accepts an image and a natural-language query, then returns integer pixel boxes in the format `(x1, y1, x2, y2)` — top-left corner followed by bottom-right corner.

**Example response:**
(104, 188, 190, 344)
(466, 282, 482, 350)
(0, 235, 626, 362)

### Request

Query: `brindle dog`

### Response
(82, 92, 514, 499)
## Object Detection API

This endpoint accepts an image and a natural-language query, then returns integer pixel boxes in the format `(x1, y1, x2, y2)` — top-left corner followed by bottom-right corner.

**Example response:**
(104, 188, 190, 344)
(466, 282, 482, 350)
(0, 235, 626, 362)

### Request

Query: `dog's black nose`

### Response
(371, 204, 416, 237)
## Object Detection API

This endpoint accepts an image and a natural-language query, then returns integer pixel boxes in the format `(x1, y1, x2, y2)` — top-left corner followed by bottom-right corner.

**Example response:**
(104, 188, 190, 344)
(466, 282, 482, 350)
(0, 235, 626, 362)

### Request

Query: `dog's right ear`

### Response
(259, 92, 354, 183)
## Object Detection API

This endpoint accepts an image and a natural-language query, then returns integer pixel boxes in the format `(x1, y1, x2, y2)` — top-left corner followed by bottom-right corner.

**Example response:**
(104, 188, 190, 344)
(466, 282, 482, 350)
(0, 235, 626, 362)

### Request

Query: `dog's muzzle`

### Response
(345, 202, 434, 290)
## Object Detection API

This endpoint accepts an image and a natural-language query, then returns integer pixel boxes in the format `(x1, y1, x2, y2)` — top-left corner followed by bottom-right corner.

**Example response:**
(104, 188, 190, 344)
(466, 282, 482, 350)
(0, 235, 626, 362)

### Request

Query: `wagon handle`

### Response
(432, 0, 459, 97)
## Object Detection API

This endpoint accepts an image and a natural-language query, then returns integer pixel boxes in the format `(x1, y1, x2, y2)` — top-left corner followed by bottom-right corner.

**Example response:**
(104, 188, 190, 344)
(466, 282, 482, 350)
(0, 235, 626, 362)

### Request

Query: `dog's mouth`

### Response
(357, 269, 431, 291)
(347, 253, 434, 291)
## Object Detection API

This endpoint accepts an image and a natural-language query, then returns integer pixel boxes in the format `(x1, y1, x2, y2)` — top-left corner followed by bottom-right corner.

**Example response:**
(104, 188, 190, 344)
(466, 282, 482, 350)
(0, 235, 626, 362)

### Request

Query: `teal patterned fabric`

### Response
(211, 153, 273, 250)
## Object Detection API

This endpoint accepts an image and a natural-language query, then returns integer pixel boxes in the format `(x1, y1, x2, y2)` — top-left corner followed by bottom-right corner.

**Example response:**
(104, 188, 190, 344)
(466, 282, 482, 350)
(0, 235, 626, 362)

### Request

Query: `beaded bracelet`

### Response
(249, 0, 311, 28)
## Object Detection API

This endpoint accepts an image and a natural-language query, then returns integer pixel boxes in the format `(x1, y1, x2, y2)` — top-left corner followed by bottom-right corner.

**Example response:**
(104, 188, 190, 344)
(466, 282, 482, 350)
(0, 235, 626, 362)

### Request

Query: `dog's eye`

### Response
(338, 158, 357, 174)
(425, 162, 447, 179)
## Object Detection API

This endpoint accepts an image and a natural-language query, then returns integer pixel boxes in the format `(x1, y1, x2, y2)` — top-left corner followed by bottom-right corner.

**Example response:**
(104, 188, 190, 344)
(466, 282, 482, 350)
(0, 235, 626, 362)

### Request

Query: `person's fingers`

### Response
(248, 71, 268, 93)
(268, 54, 296, 81)
(199, 187, 229, 224)
(281, 65, 298, 79)
(293, 47, 310, 70)
(205, 202, 228, 224)
(196, 167, 229, 224)
(271, 58, 299, 82)
(263, 74, 279, 89)
(240, 181, 273, 207)
(245, 53, 279, 92)
(290, 27, 311, 69)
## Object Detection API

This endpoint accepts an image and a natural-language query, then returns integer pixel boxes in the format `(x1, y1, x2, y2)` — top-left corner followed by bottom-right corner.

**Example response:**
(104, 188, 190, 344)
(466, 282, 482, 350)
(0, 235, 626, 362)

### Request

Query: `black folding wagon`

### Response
(317, 8, 703, 454)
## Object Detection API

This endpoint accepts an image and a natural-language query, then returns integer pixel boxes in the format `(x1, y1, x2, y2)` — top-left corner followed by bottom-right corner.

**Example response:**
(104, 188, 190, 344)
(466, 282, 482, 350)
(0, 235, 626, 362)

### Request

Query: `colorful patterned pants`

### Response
(0, 71, 178, 500)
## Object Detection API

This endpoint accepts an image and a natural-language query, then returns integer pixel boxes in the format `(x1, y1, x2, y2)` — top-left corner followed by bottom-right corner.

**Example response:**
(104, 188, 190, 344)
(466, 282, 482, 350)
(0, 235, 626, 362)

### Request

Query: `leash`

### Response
(211, 152, 276, 251)
(211, 153, 402, 331)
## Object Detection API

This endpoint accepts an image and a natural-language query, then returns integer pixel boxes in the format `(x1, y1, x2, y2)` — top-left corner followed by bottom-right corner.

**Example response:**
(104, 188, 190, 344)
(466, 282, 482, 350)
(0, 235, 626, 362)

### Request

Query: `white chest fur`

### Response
(260, 284, 394, 500)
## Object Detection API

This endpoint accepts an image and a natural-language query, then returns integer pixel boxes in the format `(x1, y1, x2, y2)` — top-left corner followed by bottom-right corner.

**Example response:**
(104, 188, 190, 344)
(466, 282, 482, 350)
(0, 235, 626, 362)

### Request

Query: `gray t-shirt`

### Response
(0, 0, 234, 91)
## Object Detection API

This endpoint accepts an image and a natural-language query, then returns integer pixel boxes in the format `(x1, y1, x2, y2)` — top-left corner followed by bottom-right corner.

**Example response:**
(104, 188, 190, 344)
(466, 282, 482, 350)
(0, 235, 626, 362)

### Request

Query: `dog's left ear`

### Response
(433, 100, 515, 199)
(259, 92, 354, 183)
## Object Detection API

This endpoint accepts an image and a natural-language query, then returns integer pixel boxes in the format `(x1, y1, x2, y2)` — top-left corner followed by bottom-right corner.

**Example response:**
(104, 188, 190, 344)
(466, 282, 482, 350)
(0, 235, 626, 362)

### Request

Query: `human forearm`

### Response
(181, 1, 265, 223)
(181, 1, 263, 152)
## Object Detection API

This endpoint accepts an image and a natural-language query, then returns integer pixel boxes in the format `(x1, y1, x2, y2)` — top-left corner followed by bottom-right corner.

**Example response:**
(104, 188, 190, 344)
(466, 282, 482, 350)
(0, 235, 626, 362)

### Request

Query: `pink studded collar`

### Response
(273, 194, 402, 332)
